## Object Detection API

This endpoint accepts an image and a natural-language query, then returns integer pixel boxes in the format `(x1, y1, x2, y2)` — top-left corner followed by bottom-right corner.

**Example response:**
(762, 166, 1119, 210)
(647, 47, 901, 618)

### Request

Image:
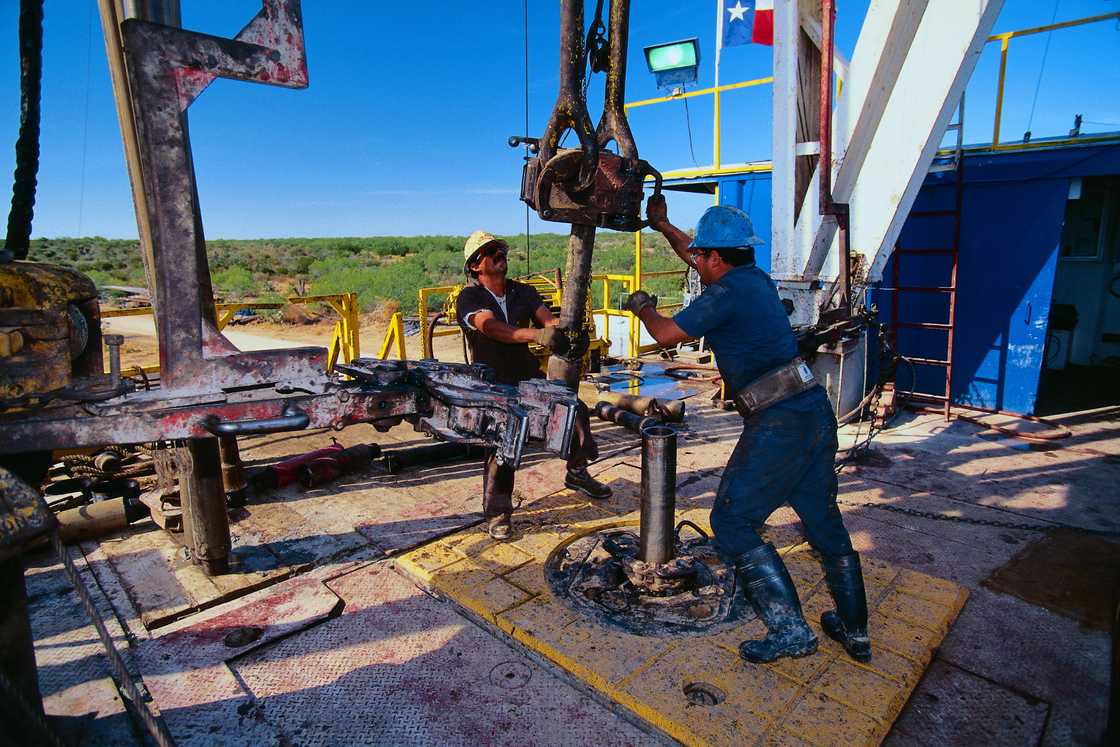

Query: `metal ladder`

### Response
(888, 97, 965, 421)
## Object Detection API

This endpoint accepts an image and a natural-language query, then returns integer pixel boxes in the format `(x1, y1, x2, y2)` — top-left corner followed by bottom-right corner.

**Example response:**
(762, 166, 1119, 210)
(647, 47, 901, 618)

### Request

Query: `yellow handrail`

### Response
(988, 11, 1120, 149)
(624, 76, 774, 111)
(101, 293, 360, 373)
(417, 284, 459, 359)
(376, 311, 407, 361)
(624, 12, 1120, 178)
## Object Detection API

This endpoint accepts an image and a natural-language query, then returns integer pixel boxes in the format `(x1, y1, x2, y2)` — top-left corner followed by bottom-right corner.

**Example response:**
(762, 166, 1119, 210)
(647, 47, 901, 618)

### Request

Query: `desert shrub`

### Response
(212, 265, 260, 299)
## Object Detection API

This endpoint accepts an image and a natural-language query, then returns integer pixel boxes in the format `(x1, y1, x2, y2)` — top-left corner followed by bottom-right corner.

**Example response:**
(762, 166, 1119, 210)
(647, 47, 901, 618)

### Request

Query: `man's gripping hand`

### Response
(536, 326, 589, 359)
(646, 193, 668, 230)
(623, 290, 658, 316)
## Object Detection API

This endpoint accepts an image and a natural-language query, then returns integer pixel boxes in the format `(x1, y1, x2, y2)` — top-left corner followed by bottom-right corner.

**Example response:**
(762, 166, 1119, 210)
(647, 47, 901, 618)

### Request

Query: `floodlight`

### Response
(643, 38, 700, 90)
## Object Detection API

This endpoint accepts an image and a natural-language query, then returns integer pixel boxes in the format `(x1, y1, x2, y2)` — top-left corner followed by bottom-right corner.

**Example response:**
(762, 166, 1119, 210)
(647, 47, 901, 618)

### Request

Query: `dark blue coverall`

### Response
(672, 263, 854, 561)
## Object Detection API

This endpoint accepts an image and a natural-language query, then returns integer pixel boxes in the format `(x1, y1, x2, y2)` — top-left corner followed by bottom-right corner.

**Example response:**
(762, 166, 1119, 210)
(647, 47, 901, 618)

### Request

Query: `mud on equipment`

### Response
(736, 543, 818, 663)
(821, 552, 872, 662)
(516, 0, 662, 232)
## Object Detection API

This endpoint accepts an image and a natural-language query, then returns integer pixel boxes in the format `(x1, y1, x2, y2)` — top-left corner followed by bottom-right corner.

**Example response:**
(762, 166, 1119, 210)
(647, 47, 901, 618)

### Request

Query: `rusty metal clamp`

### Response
(534, 0, 599, 193)
(529, 150, 662, 231)
(519, 0, 660, 232)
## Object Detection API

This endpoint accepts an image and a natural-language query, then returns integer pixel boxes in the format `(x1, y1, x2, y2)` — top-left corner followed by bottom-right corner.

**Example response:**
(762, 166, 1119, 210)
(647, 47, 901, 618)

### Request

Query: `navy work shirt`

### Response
(455, 280, 545, 385)
(673, 263, 819, 411)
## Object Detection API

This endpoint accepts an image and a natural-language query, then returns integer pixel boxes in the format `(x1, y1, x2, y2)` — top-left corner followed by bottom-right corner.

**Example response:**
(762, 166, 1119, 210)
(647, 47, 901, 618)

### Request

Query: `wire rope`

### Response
(682, 97, 699, 167)
(77, 0, 95, 235)
(1024, 0, 1061, 139)
(523, 0, 532, 275)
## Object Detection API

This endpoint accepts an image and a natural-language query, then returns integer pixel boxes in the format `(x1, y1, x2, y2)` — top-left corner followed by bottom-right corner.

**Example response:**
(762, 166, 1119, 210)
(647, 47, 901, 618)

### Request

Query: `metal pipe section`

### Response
(817, 0, 851, 318)
(382, 442, 485, 475)
(639, 424, 677, 565)
(0, 557, 47, 733)
(547, 223, 597, 387)
(178, 438, 230, 576)
(593, 401, 660, 434)
(218, 435, 248, 508)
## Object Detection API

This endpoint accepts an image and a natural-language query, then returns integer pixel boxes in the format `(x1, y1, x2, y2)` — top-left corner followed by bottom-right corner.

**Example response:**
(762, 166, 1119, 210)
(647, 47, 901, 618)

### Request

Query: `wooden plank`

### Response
(804, 0, 1003, 282)
(795, 0, 929, 282)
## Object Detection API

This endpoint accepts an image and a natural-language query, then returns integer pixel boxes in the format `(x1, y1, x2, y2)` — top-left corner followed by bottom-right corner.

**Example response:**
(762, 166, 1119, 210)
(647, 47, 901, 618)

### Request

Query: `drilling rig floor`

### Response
(21, 399, 1117, 746)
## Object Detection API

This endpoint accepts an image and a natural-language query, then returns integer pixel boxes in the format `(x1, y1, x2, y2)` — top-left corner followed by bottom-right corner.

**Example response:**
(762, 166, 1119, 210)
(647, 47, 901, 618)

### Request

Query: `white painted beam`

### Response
(794, 0, 929, 281)
(770, 0, 803, 279)
(805, 0, 1004, 283)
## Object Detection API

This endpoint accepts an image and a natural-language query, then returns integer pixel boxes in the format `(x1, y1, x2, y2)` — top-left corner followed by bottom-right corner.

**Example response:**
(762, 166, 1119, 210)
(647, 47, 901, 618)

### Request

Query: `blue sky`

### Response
(1, 0, 1118, 240)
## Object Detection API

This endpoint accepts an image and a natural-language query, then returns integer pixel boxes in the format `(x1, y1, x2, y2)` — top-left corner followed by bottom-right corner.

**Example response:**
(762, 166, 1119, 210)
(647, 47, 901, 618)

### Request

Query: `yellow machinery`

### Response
(0, 260, 103, 406)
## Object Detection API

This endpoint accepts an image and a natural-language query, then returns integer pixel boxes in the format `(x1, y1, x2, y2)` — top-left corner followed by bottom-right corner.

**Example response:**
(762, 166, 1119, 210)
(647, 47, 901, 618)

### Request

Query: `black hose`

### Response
(3, 0, 44, 262)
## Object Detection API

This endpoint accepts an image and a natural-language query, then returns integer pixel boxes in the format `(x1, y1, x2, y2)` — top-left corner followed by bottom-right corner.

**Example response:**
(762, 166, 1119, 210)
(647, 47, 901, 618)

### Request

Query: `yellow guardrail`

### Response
(625, 75, 774, 173)
(624, 12, 1120, 179)
(100, 292, 360, 374)
(988, 11, 1120, 149)
(416, 284, 460, 360)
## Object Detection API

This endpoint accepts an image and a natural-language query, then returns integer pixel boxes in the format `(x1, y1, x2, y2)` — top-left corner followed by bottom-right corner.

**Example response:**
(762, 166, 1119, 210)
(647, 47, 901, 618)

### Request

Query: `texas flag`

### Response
(722, 0, 774, 48)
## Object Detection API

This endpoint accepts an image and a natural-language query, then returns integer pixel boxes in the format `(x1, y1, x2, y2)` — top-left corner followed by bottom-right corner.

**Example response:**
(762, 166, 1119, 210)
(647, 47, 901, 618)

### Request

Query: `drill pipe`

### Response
(579, 386, 685, 423)
(382, 442, 485, 475)
(593, 401, 661, 433)
(299, 443, 381, 489)
(547, 223, 597, 387)
(639, 424, 678, 565)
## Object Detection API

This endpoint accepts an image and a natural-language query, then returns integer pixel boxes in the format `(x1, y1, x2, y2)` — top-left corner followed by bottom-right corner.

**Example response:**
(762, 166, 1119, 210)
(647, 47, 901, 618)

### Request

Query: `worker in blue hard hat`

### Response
(623, 195, 871, 665)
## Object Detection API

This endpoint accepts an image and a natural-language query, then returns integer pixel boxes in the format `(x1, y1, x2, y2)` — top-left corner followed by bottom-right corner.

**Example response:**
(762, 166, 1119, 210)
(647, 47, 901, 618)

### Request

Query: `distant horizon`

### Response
(26, 228, 689, 242)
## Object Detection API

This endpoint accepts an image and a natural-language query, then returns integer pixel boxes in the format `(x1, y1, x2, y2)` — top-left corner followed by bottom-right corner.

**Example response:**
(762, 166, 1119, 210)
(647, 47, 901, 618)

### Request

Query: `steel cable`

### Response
(3, 0, 44, 261)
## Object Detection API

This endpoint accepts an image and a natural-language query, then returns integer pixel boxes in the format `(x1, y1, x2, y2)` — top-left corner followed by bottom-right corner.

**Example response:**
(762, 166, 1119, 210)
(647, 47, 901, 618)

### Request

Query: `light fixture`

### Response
(643, 38, 700, 90)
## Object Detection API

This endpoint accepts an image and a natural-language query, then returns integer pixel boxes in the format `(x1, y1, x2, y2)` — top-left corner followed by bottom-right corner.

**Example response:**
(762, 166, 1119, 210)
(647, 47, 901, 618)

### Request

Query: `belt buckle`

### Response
(733, 394, 754, 419)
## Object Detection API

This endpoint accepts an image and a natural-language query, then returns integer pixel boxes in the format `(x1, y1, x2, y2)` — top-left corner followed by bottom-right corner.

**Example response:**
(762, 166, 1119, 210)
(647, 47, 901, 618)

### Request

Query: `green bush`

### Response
(25, 230, 689, 311)
(212, 265, 260, 299)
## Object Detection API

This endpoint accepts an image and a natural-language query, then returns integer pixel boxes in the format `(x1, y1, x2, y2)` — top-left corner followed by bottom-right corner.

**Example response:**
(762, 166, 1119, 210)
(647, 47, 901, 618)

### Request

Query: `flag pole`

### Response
(714, 0, 723, 171)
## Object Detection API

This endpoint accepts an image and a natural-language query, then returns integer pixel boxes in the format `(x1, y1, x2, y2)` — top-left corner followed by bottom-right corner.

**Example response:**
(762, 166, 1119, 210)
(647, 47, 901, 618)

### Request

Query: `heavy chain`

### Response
(52, 534, 177, 746)
(585, 0, 609, 72)
(839, 499, 1120, 537)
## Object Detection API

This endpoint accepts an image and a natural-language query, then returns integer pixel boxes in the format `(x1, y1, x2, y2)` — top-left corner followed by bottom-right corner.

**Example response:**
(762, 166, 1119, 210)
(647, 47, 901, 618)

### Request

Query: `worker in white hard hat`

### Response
(456, 230, 611, 540)
(622, 196, 871, 666)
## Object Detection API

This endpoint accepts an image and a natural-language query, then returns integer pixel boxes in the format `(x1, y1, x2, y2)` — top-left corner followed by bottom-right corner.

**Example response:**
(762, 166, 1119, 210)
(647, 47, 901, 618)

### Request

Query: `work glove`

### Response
(622, 290, 657, 316)
(645, 193, 668, 229)
(535, 326, 570, 357)
(536, 326, 590, 359)
(566, 329, 591, 359)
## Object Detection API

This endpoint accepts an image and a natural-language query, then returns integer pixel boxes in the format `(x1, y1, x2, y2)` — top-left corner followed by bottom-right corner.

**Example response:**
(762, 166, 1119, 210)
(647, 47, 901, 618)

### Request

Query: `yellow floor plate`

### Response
(396, 479, 968, 747)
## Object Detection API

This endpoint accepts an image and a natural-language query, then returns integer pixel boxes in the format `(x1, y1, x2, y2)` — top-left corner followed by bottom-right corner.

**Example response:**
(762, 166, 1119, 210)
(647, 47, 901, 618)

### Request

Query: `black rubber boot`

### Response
(736, 543, 818, 663)
(820, 552, 872, 662)
(564, 467, 613, 499)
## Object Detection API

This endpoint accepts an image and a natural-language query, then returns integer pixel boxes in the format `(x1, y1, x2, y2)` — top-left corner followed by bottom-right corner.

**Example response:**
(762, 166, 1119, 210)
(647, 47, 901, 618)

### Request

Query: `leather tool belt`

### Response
(732, 357, 817, 419)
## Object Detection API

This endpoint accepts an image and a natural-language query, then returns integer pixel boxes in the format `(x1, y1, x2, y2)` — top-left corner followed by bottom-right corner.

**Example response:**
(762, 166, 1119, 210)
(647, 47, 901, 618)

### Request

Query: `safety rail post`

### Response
(418, 285, 460, 359)
(377, 312, 406, 361)
(101, 294, 358, 374)
(991, 34, 1009, 148)
(986, 11, 1120, 151)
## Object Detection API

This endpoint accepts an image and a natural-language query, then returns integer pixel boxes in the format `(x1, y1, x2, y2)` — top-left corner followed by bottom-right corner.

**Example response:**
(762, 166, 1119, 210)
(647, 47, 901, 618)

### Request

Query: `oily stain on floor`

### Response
(983, 528, 1120, 630)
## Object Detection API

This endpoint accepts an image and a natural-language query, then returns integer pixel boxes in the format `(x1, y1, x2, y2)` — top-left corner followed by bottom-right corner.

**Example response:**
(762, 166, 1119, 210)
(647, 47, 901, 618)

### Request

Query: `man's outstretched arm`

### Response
(646, 194, 696, 270)
(636, 306, 691, 347)
(469, 310, 540, 344)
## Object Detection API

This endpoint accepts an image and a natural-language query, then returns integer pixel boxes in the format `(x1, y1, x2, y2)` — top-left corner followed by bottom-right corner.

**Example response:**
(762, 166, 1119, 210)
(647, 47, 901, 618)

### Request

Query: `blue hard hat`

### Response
(689, 205, 765, 250)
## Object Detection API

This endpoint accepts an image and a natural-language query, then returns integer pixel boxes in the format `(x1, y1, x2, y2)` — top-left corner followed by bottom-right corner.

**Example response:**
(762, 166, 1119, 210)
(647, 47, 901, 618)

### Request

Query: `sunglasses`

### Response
(687, 248, 711, 260)
(477, 244, 507, 260)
